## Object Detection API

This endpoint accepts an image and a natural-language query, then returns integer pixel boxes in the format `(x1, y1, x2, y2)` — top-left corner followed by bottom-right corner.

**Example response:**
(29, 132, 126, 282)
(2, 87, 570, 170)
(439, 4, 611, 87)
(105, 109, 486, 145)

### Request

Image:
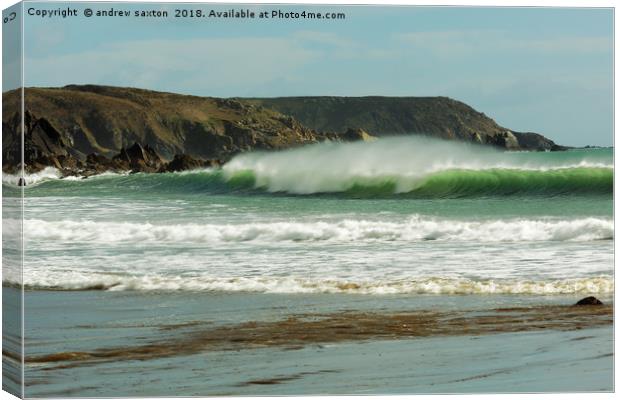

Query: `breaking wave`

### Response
(2, 167, 60, 186)
(4, 138, 612, 198)
(224, 167, 612, 197)
(21, 216, 613, 244)
(222, 138, 612, 197)
(5, 166, 613, 199)
(14, 274, 614, 295)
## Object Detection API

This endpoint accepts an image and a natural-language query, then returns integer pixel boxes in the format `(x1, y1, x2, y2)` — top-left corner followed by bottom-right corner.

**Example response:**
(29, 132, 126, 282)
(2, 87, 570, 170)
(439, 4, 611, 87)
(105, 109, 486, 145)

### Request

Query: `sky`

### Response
(6, 3, 615, 146)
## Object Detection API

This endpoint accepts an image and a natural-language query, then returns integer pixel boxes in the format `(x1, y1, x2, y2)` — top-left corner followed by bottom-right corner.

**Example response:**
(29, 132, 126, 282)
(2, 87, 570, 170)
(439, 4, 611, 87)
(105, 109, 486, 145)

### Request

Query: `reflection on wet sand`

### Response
(26, 304, 612, 370)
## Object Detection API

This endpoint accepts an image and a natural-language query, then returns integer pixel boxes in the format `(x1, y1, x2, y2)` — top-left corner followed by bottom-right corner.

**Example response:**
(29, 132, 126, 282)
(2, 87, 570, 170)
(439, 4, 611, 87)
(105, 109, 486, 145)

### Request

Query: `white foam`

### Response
(2, 167, 61, 186)
(222, 137, 612, 194)
(168, 167, 216, 175)
(23, 216, 613, 244)
(1, 168, 133, 186)
(13, 273, 614, 294)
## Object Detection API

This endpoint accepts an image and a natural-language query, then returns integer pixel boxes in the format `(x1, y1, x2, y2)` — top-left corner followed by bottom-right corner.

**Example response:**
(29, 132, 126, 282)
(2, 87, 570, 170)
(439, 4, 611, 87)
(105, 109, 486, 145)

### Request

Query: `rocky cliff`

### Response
(245, 96, 565, 151)
(2, 85, 565, 176)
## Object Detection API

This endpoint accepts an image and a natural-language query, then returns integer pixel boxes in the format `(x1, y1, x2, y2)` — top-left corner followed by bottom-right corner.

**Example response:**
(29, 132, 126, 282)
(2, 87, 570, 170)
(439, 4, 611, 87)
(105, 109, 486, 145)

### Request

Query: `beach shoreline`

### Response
(18, 289, 613, 396)
(4, 144, 613, 396)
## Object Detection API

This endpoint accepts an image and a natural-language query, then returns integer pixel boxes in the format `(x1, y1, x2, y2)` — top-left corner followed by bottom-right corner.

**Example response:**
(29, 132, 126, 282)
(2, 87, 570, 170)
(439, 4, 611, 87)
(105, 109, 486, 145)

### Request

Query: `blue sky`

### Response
(11, 3, 615, 146)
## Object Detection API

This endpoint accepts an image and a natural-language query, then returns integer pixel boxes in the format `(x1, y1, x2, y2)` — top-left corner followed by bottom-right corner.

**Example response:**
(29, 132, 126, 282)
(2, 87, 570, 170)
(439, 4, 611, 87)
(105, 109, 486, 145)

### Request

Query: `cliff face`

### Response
(245, 96, 565, 151)
(3, 85, 319, 161)
(2, 85, 565, 175)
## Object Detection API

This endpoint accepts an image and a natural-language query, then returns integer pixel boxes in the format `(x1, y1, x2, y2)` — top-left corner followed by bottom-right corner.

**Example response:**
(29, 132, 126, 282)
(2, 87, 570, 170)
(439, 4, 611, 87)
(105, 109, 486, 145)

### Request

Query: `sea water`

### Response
(5, 137, 613, 295)
(2, 137, 614, 395)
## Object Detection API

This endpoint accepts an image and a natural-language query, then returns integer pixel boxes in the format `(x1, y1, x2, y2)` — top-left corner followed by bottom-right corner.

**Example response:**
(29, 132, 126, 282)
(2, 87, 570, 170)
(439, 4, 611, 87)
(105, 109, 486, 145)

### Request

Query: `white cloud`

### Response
(24, 37, 320, 94)
(395, 30, 612, 56)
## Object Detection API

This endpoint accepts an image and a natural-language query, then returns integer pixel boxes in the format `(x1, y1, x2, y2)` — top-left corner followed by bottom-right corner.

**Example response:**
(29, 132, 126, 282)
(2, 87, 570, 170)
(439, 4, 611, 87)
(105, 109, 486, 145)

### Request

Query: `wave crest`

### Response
(15, 275, 613, 295)
(222, 138, 612, 196)
(4, 139, 612, 198)
(22, 216, 613, 244)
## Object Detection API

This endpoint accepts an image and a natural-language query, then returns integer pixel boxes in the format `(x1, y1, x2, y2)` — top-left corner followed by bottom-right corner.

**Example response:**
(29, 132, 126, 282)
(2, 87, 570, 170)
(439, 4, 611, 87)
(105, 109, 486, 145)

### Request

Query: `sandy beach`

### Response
(1, 144, 612, 396)
(18, 289, 613, 396)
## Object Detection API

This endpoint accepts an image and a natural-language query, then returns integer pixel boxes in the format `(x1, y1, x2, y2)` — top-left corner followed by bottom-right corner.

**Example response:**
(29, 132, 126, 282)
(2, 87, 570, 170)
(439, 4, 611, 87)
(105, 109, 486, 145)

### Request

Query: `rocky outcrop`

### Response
(341, 128, 377, 142)
(485, 131, 520, 150)
(2, 85, 567, 175)
(1, 111, 220, 176)
(246, 96, 564, 151)
(3, 86, 324, 168)
(84, 152, 114, 174)
(575, 296, 603, 306)
(512, 131, 568, 151)
(113, 143, 165, 173)
(159, 154, 218, 172)
(3, 110, 86, 174)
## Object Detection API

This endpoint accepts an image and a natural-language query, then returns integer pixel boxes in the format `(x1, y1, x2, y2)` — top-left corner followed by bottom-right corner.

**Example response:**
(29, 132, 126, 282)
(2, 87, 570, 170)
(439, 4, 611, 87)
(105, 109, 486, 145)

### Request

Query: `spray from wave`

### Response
(2, 167, 131, 187)
(4, 138, 612, 197)
(222, 137, 612, 196)
(2, 167, 61, 186)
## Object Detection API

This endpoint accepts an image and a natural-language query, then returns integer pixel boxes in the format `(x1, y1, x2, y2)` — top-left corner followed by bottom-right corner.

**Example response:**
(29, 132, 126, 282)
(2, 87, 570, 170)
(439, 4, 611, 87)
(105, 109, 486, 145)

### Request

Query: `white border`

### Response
(0, 1, 616, 400)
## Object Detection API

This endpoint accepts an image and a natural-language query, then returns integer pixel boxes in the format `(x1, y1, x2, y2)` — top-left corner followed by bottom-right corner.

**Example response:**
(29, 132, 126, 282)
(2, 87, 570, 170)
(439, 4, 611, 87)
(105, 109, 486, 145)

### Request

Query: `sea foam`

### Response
(15, 273, 614, 294)
(2, 167, 61, 186)
(222, 137, 613, 195)
(22, 216, 613, 244)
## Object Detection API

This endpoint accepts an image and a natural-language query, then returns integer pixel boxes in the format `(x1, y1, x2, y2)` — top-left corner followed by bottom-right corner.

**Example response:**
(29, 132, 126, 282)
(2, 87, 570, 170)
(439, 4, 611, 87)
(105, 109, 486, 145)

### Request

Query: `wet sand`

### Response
(17, 289, 614, 396)
(27, 304, 612, 368)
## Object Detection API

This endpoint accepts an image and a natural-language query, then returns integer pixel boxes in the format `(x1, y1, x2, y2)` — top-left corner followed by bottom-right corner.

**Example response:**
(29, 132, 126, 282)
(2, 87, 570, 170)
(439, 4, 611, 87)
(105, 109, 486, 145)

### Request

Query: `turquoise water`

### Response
(4, 139, 612, 294)
(3, 137, 614, 395)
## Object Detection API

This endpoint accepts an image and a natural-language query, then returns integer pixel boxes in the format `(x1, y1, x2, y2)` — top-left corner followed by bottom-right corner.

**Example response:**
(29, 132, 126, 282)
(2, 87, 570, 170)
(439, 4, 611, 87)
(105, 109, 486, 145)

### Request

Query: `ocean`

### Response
(2, 137, 614, 396)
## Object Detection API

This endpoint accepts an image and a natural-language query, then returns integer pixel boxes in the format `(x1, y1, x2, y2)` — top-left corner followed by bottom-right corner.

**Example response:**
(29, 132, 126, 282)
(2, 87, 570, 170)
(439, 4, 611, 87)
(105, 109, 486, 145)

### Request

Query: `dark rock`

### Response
(85, 152, 115, 173)
(2, 86, 568, 175)
(56, 155, 83, 171)
(341, 128, 377, 142)
(251, 96, 563, 151)
(485, 131, 519, 150)
(512, 131, 569, 152)
(575, 296, 603, 306)
(86, 152, 110, 166)
(470, 132, 483, 144)
(1, 111, 87, 174)
(160, 154, 207, 173)
(113, 142, 164, 172)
